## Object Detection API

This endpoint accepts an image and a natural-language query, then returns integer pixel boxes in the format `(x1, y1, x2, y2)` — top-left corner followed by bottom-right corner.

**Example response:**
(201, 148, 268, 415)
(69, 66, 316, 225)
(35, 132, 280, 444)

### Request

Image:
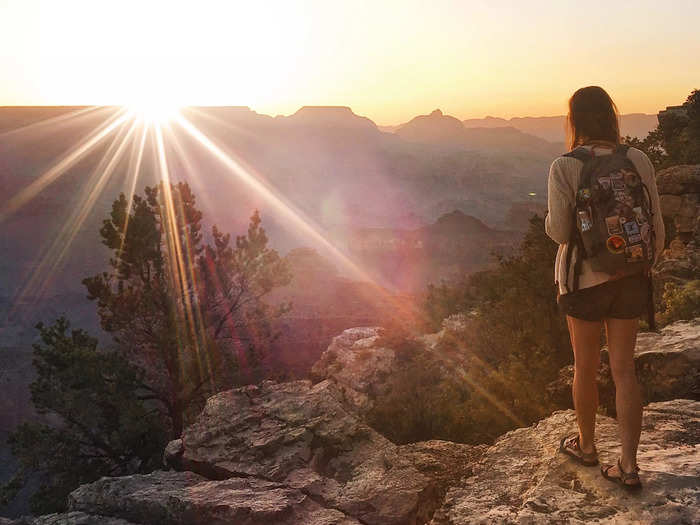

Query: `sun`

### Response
(126, 99, 182, 124)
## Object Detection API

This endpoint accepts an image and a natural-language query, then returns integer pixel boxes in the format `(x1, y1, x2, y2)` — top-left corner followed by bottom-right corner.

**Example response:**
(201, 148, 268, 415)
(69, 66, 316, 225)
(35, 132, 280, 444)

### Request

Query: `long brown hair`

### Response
(566, 86, 620, 150)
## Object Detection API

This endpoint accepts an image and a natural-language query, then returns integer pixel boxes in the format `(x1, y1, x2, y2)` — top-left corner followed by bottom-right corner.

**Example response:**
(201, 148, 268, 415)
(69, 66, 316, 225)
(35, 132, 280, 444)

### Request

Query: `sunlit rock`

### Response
(163, 378, 482, 524)
(310, 327, 393, 414)
(430, 399, 700, 524)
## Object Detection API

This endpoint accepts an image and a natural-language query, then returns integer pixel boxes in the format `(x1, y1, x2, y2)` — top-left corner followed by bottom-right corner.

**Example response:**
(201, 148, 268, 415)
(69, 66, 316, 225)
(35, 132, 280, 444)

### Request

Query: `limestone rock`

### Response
(430, 399, 700, 524)
(164, 378, 481, 524)
(653, 254, 699, 290)
(656, 164, 700, 195)
(547, 318, 700, 413)
(65, 470, 359, 525)
(660, 193, 682, 216)
(655, 165, 700, 290)
(310, 315, 474, 418)
(309, 327, 393, 414)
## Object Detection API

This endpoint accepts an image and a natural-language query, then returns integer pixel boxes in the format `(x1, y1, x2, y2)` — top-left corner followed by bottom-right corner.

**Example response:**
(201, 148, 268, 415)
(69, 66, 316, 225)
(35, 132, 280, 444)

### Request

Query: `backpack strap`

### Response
(614, 143, 630, 155)
(561, 146, 593, 293)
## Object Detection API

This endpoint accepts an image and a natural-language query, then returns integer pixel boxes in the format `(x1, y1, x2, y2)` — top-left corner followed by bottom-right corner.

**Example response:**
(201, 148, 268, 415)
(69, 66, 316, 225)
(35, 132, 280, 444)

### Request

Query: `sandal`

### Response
(601, 458, 642, 491)
(559, 433, 599, 466)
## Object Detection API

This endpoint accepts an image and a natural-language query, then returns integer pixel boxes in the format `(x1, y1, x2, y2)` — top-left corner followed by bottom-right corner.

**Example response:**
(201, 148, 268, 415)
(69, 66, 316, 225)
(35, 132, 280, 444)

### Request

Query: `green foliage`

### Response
(198, 210, 292, 379)
(83, 182, 292, 438)
(424, 277, 473, 331)
(1, 318, 165, 514)
(372, 215, 572, 444)
(367, 328, 473, 444)
(625, 88, 700, 169)
(375, 324, 423, 363)
(658, 280, 700, 326)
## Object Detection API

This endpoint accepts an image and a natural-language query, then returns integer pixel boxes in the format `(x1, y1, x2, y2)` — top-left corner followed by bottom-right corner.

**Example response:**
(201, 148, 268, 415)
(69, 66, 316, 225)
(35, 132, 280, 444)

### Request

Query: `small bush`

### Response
(366, 330, 474, 444)
(658, 280, 700, 326)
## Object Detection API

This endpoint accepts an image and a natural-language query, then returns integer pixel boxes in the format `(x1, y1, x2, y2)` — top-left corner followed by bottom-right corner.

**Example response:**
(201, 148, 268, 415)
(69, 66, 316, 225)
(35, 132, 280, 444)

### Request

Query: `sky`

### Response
(0, 0, 698, 125)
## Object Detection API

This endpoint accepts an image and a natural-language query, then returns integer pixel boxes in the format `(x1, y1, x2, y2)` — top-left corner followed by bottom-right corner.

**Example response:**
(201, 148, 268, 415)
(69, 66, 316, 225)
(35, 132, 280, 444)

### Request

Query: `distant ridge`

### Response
(428, 209, 492, 234)
(274, 106, 378, 131)
(396, 109, 465, 143)
(463, 113, 658, 142)
(393, 108, 561, 154)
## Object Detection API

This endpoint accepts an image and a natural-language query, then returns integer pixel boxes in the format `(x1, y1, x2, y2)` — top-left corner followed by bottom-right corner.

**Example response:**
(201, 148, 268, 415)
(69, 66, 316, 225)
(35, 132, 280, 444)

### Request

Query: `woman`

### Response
(545, 86, 665, 489)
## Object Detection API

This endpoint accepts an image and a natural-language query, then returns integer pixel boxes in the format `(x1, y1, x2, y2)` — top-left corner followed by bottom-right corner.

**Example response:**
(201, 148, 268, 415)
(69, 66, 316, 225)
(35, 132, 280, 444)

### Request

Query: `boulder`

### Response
(309, 327, 393, 414)
(164, 378, 482, 524)
(430, 399, 700, 524)
(547, 318, 700, 413)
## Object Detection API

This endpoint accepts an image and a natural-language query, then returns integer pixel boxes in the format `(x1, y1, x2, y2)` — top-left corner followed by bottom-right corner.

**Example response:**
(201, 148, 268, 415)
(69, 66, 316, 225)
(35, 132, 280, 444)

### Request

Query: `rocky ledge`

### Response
(431, 399, 699, 524)
(9, 391, 698, 524)
(6, 317, 699, 524)
(7, 378, 481, 525)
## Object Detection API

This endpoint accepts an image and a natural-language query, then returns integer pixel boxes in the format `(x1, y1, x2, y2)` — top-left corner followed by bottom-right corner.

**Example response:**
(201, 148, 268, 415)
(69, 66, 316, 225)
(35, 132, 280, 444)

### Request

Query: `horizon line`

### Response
(0, 104, 660, 128)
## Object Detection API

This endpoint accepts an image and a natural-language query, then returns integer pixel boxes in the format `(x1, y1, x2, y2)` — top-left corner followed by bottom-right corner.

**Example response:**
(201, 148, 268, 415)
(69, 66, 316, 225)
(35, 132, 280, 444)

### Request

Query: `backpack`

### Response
(563, 143, 656, 294)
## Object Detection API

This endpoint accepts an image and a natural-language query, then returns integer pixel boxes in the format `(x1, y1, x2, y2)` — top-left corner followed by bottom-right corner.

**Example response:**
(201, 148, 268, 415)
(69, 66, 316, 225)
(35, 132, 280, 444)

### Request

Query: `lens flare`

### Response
(3, 104, 524, 421)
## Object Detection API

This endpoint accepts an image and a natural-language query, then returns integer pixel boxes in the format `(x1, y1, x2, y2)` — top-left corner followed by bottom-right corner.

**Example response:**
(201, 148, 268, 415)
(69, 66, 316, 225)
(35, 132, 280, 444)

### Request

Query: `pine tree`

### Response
(1, 318, 165, 514)
(83, 182, 292, 438)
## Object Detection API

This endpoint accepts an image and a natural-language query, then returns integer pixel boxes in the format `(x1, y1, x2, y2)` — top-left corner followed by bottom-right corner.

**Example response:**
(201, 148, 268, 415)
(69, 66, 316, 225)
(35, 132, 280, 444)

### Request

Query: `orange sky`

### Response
(0, 0, 698, 125)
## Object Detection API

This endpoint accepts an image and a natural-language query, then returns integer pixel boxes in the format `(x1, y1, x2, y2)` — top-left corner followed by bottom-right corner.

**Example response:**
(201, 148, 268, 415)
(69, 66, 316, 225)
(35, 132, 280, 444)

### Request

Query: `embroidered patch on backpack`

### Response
(606, 235, 626, 254)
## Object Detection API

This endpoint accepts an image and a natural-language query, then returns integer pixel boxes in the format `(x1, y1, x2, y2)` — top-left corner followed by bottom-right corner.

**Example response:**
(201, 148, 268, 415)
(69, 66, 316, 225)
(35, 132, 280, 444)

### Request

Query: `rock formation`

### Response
(654, 164, 700, 293)
(309, 327, 391, 415)
(310, 315, 473, 417)
(10, 393, 698, 524)
(9, 379, 483, 524)
(6, 317, 699, 524)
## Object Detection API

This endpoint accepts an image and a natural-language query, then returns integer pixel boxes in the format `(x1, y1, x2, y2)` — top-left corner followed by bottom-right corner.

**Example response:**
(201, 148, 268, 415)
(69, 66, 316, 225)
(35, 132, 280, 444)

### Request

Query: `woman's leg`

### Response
(604, 317, 642, 477)
(566, 315, 603, 453)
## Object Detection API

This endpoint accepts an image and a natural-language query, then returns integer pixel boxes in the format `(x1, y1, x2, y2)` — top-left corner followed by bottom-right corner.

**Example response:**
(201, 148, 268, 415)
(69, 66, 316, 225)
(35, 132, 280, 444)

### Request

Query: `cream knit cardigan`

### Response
(544, 144, 665, 296)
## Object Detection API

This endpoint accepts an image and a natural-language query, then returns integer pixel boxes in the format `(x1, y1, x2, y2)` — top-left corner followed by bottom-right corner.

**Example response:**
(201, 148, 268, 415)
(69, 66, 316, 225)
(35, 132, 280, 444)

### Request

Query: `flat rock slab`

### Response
(66, 470, 359, 525)
(430, 399, 700, 524)
(165, 379, 392, 482)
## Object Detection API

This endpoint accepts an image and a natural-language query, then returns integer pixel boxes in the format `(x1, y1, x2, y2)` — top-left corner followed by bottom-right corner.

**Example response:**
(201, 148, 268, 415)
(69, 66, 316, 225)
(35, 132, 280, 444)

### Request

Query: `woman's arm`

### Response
(545, 157, 576, 244)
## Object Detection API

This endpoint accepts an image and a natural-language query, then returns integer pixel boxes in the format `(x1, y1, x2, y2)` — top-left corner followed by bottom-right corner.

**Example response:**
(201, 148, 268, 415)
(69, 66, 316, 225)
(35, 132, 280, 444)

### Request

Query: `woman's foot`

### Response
(559, 434, 599, 466)
(601, 458, 642, 490)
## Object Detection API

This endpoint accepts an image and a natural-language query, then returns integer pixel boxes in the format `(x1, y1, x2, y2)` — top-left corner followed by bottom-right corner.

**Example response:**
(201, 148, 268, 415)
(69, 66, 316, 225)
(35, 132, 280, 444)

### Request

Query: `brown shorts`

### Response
(557, 274, 650, 321)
